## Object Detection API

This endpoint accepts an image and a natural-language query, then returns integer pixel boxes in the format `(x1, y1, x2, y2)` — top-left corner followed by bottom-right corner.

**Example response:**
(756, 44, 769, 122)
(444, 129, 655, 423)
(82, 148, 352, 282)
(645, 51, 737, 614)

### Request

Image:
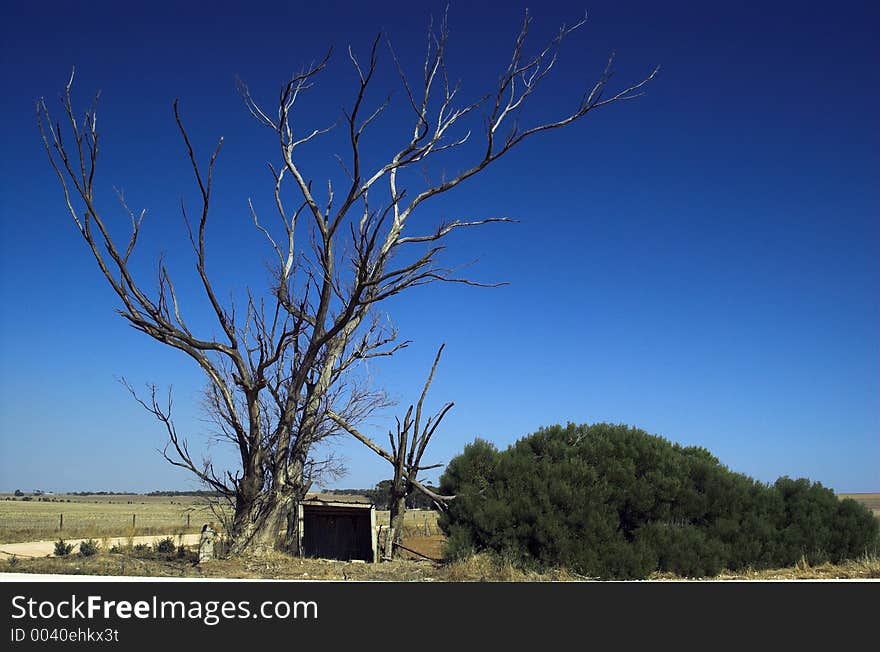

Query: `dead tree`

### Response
(37, 10, 658, 556)
(330, 344, 453, 558)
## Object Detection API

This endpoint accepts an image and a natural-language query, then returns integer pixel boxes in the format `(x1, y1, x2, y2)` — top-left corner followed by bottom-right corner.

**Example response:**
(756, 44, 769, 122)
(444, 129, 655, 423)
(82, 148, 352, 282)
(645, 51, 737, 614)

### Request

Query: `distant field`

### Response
(1, 492, 872, 546)
(0, 494, 441, 544)
(839, 493, 880, 518)
(377, 509, 441, 534)
(0, 494, 216, 544)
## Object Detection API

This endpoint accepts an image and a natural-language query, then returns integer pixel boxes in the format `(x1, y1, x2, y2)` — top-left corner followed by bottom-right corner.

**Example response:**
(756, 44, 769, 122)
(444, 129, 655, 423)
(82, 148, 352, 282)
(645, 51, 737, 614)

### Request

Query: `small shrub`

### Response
(109, 544, 124, 554)
(8, 554, 19, 567)
(442, 525, 477, 563)
(155, 537, 175, 554)
(54, 539, 73, 556)
(78, 539, 100, 557)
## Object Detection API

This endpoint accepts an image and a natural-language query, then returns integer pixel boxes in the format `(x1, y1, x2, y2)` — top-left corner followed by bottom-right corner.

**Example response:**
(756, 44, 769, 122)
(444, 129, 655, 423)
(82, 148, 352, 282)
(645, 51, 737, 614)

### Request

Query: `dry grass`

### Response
(396, 534, 444, 561)
(375, 509, 442, 536)
(0, 494, 215, 544)
(8, 541, 875, 581)
(710, 554, 880, 581)
(3, 494, 875, 580)
(437, 553, 583, 582)
(0, 547, 564, 581)
(0, 496, 441, 544)
(1, 547, 440, 581)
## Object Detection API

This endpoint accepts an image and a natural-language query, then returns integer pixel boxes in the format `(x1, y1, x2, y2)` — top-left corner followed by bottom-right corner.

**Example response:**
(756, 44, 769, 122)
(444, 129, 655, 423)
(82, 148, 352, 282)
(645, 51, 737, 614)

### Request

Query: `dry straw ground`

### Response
(3, 547, 878, 581)
(2, 493, 877, 581)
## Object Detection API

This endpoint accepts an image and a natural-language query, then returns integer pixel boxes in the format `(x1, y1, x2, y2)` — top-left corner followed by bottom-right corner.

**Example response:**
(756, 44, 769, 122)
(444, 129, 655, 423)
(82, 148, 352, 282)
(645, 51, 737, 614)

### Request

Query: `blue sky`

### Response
(1, 0, 877, 493)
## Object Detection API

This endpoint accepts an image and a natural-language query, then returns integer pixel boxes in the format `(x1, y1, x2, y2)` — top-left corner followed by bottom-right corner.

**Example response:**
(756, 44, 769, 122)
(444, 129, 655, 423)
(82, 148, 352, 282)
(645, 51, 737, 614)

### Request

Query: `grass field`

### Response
(2, 545, 878, 581)
(0, 494, 442, 544)
(0, 494, 214, 544)
(1, 492, 878, 580)
(1, 492, 876, 574)
(3, 492, 873, 542)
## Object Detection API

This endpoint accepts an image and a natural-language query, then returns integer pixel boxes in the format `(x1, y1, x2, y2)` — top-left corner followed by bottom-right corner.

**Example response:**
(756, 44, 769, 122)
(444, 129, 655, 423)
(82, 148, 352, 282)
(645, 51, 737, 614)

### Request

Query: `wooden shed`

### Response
(297, 493, 377, 562)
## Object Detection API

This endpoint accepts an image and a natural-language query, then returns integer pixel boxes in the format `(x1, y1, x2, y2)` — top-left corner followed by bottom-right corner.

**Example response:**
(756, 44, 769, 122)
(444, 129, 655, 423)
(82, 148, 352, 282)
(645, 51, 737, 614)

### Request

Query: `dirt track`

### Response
(0, 534, 200, 559)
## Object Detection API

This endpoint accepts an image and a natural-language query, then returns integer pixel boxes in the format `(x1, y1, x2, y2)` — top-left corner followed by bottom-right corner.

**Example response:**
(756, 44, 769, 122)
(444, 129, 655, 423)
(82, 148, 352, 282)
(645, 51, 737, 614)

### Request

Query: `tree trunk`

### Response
(225, 434, 310, 557)
(227, 488, 301, 556)
(388, 492, 406, 559)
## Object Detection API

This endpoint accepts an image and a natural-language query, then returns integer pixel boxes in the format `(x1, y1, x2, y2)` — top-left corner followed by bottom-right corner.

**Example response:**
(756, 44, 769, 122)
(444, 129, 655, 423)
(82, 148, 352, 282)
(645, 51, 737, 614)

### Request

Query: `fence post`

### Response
(187, 513, 191, 528)
(132, 514, 136, 530)
(59, 513, 63, 531)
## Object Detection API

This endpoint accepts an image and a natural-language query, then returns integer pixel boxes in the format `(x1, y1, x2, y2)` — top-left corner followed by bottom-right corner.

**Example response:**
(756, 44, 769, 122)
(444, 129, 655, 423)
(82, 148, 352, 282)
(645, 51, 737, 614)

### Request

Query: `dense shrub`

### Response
(78, 539, 99, 557)
(155, 537, 176, 554)
(54, 539, 73, 556)
(439, 423, 878, 579)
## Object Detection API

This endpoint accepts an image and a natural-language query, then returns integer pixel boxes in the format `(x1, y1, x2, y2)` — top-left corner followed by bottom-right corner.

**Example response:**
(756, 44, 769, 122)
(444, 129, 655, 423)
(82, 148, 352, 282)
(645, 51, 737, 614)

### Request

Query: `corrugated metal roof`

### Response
(304, 492, 373, 505)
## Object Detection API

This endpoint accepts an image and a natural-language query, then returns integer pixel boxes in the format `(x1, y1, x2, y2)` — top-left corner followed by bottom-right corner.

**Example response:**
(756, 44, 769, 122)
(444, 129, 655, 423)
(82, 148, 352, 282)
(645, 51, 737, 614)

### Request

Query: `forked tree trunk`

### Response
(224, 429, 312, 557)
(386, 474, 409, 558)
(228, 490, 302, 556)
(389, 495, 406, 543)
(226, 454, 308, 557)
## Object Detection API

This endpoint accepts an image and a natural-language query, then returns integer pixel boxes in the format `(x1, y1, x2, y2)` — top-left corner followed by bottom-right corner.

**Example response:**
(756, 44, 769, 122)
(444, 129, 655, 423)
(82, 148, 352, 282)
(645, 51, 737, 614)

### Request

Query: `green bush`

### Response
(155, 537, 175, 554)
(440, 423, 879, 579)
(54, 539, 73, 556)
(441, 524, 478, 563)
(78, 539, 99, 557)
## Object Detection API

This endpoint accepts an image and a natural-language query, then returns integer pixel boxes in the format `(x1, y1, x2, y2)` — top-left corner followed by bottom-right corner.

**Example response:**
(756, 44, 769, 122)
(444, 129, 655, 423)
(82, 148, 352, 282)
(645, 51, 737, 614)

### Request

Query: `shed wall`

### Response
(301, 505, 374, 561)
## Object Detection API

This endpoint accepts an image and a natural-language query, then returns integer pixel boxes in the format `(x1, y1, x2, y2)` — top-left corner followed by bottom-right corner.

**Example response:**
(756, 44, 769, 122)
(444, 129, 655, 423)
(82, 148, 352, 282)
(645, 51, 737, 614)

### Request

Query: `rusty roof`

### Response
(304, 492, 373, 505)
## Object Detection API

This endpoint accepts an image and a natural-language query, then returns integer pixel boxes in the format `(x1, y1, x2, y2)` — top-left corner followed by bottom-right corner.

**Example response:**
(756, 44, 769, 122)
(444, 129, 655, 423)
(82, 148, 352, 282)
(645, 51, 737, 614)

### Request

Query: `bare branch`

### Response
(120, 379, 235, 496)
(39, 9, 655, 554)
(327, 410, 455, 502)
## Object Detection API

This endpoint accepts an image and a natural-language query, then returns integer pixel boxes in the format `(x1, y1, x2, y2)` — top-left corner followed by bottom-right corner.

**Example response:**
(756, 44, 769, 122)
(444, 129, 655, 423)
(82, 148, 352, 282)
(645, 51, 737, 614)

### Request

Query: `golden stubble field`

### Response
(1, 493, 877, 581)
(0, 494, 215, 544)
(0, 493, 442, 546)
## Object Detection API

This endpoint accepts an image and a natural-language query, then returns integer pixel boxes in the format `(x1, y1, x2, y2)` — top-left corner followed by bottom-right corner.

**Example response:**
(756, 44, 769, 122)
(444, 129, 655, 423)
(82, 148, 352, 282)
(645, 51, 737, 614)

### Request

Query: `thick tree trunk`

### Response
(227, 488, 302, 556)
(387, 490, 407, 559)
(225, 430, 310, 557)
